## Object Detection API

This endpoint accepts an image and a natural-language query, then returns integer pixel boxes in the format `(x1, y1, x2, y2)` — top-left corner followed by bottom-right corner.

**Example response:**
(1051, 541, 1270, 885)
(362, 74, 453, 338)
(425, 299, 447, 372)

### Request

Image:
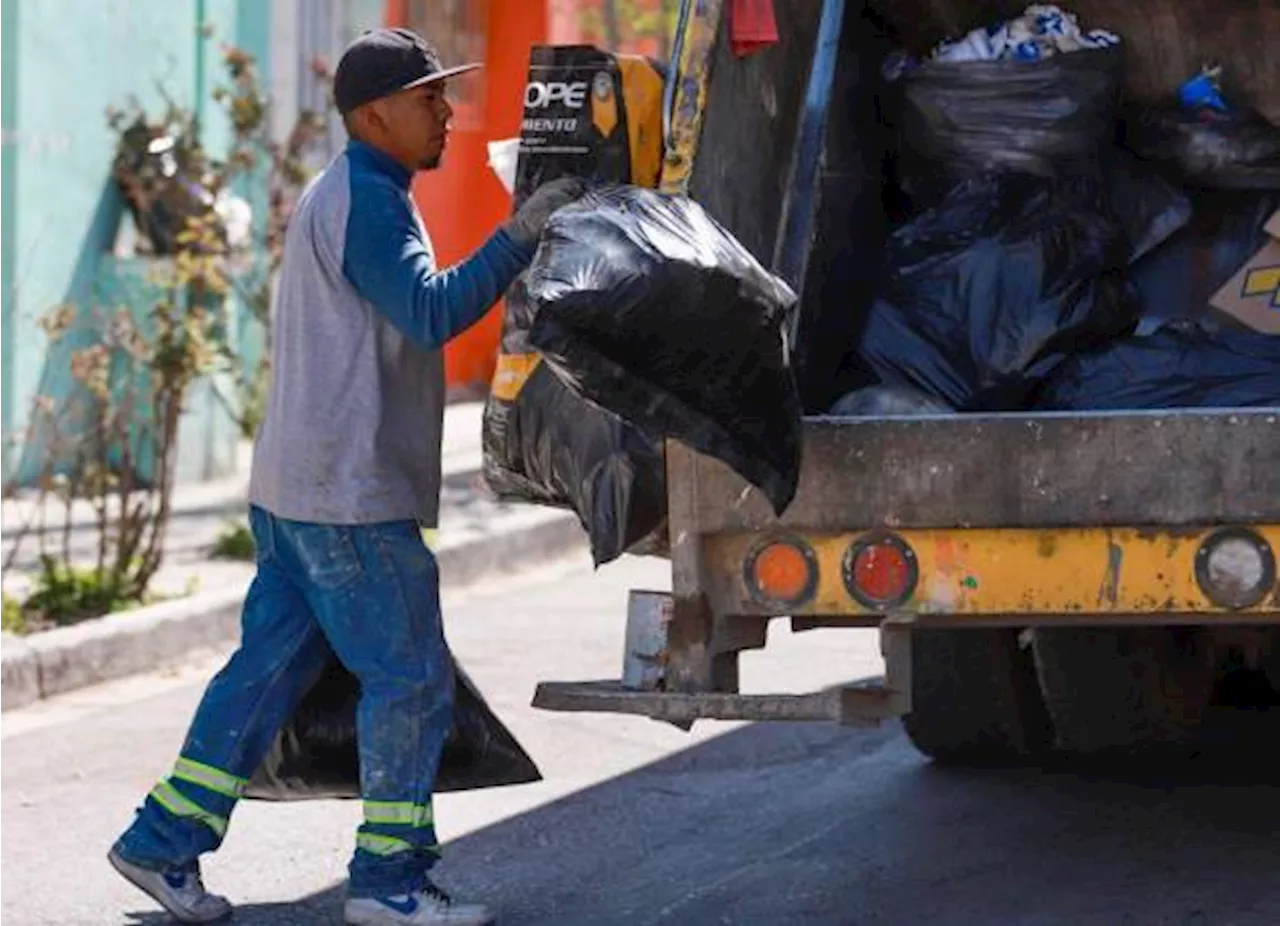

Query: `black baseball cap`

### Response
(333, 27, 481, 115)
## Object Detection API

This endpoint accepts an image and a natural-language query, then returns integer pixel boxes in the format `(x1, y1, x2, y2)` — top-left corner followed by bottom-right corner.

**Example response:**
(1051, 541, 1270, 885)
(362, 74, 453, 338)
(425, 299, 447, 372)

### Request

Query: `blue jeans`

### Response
(115, 506, 455, 898)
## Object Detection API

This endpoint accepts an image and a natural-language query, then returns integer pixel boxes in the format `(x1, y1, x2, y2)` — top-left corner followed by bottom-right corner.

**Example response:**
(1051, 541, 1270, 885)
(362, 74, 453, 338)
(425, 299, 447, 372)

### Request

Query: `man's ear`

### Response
(367, 98, 394, 133)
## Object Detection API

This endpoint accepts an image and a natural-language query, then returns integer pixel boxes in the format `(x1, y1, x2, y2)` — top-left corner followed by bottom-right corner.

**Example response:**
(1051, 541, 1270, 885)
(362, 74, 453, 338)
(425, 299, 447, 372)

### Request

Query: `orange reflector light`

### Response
(843, 534, 918, 610)
(746, 537, 817, 606)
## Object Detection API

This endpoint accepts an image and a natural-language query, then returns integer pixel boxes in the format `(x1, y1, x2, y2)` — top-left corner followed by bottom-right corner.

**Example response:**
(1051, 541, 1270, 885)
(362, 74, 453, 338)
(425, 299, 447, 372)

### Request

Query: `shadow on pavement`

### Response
(126, 710, 1280, 925)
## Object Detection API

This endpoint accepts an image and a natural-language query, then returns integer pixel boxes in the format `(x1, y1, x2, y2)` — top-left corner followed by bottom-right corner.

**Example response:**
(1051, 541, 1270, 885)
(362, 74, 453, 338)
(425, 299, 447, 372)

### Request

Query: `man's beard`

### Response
(418, 152, 442, 170)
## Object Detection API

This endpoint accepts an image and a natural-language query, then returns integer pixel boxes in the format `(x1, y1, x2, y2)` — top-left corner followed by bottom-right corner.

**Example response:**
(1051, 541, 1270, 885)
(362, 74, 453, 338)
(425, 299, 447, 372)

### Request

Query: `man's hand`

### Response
(503, 177, 591, 249)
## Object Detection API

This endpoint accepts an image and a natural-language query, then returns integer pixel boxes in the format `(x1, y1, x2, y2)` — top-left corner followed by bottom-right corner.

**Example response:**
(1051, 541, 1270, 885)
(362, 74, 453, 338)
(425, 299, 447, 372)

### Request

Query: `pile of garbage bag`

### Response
(858, 173, 1138, 411)
(837, 4, 1280, 418)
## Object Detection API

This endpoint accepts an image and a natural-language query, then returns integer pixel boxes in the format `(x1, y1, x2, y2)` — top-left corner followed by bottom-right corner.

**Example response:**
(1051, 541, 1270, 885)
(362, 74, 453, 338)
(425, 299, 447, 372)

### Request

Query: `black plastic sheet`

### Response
(525, 186, 803, 515)
(245, 655, 541, 801)
(1034, 320, 1280, 411)
(482, 346, 666, 566)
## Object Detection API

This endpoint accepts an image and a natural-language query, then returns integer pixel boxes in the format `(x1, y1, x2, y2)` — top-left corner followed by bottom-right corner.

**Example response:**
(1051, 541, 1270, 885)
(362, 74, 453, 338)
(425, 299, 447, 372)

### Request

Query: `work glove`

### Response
(503, 177, 591, 249)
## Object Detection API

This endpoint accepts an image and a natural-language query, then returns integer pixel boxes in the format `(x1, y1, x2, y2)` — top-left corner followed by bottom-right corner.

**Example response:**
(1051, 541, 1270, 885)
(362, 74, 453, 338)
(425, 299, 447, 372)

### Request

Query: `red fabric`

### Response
(730, 0, 779, 57)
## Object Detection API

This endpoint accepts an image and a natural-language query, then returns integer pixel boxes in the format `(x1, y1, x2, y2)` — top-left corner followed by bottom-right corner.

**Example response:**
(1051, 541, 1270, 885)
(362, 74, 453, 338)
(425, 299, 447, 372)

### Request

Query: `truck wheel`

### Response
(1031, 627, 1215, 756)
(902, 628, 1053, 765)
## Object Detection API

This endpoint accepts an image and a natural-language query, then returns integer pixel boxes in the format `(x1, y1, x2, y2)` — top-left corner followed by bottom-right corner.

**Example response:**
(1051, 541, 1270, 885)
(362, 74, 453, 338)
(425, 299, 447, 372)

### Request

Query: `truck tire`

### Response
(1031, 627, 1215, 756)
(902, 628, 1053, 764)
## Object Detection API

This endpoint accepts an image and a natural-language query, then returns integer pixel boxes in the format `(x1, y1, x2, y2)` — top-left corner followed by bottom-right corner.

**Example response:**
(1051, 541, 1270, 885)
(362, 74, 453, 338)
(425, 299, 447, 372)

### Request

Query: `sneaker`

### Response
(108, 847, 232, 924)
(344, 882, 495, 926)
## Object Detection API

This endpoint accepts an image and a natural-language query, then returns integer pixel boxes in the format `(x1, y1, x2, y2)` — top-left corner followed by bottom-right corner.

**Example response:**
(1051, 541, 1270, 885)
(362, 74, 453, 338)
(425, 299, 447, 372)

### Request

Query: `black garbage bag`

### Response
(828, 385, 953, 417)
(1127, 190, 1280, 326)
(1120, 104, 1280, 190)
(245, 654, 541, 801)
(1102, 149, 1193, 263)
(899, 47, 1119, 197)
(483, 260, 666, 567)
(858, 173, 1138, 411)
(524, 186, 802, 515)
(1034, 320, 1280, 410)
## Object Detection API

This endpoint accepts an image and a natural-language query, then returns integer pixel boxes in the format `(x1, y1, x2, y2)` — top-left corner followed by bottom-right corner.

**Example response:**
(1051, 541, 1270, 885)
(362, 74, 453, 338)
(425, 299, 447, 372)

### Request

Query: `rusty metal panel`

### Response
(682, 411, 1280, 533)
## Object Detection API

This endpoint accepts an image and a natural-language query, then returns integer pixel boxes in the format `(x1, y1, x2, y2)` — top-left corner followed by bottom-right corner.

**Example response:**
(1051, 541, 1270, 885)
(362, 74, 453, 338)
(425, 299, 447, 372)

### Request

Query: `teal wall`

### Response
(0, 0, 19, 474)
(1, 0, 272, 486)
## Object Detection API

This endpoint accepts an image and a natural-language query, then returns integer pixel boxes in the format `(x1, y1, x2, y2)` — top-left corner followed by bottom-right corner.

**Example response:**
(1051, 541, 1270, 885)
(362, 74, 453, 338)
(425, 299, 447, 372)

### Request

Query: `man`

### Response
(108, 27, 584, 926)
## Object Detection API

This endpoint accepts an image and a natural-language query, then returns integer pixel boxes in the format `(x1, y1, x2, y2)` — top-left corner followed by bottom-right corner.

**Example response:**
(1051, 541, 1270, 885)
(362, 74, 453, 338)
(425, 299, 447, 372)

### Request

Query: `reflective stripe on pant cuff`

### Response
(172, 757, 247, 799)
(149, 781, 229, 838)
(355, 833, 417, 856)
(362, 800, 434, 828)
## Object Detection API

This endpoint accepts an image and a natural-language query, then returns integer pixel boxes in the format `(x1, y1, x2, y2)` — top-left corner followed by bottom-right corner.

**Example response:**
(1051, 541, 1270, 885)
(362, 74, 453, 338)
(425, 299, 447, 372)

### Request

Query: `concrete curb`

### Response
(1, 509, 585, 711)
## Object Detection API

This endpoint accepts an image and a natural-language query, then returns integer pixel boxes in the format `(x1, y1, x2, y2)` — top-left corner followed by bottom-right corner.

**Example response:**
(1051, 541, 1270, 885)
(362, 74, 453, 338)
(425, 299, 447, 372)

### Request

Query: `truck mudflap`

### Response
(532, 591, 914, 727)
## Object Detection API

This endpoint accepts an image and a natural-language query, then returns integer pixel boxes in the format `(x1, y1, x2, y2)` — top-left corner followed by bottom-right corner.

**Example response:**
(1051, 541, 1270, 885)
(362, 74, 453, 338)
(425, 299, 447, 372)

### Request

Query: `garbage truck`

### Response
(529, 0, 1280, 761)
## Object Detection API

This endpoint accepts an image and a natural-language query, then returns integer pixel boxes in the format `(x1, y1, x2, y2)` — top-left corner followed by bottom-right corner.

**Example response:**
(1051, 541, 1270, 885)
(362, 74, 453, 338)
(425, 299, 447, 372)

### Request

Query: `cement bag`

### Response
(859, 173, 1138, 411)
(525, 185, 803, 515)
(245, 654, 540, 801)
(1033, 320, 1280, 411)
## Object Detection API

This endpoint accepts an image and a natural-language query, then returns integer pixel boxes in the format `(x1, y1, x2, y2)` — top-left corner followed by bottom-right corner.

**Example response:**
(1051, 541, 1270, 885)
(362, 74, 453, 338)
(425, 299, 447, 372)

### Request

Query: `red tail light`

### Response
(843, 533, 918, 611)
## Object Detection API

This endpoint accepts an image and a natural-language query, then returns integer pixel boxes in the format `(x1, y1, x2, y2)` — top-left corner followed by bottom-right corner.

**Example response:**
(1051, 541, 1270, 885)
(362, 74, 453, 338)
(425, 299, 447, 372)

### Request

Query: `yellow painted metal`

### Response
(659, 0, 727, 195)
(616, 56, 665, 188)
(706, 526, 1280, 617)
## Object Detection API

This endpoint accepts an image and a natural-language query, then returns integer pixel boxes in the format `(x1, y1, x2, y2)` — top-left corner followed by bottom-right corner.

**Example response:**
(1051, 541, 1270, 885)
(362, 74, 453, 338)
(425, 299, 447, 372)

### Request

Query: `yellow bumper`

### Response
(704, 526, 1280, 619)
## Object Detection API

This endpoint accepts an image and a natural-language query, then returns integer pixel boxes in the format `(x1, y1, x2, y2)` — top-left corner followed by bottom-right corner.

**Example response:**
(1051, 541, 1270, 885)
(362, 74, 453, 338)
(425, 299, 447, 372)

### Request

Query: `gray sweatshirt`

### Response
(249, 140, 532, 526)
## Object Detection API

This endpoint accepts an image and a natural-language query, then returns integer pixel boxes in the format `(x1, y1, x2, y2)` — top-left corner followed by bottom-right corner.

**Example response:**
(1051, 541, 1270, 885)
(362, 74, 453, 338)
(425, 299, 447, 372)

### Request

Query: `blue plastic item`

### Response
(1179, 70, 1229, 113)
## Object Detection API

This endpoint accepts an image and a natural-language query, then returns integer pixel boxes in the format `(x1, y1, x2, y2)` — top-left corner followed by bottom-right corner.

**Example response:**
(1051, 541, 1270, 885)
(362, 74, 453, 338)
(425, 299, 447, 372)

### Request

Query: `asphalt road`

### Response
(4, 553, 1279, 925)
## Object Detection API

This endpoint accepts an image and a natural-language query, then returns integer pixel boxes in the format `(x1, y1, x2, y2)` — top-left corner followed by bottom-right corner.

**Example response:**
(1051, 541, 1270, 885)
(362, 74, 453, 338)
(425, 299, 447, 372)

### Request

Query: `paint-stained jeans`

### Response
(114, 506, 455, 898)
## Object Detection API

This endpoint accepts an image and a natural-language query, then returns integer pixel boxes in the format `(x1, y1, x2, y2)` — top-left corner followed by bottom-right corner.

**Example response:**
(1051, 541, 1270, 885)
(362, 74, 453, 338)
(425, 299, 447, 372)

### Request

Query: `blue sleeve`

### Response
(341, 175, 533, 350)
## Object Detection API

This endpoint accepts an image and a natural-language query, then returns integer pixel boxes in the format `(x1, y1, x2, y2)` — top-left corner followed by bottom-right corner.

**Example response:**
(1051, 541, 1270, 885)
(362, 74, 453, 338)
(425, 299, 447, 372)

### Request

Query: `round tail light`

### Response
(745, 537, 818, 607)
(1195, 528, 1275, 610)
(843, 533, 918, 611)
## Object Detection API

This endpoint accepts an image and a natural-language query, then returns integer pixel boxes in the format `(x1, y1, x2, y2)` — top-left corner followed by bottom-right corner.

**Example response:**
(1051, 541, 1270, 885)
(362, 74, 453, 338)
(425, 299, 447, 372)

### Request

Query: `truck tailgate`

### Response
(677, 410, 1280, 533)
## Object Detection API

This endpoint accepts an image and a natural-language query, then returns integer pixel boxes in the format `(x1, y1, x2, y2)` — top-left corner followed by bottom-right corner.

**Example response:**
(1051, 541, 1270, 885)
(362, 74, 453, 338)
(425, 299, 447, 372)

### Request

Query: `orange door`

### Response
(388, 0, 550, 396)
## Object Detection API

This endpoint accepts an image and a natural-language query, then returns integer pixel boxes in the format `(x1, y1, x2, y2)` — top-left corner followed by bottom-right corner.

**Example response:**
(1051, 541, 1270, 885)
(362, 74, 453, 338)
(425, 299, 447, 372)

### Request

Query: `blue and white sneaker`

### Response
(344, 882, 494, 925)
(108, 847, 232, 923)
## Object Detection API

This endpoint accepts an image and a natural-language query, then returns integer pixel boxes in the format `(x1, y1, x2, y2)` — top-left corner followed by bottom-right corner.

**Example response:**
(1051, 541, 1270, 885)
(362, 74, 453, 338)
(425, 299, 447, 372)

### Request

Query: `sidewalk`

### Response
(0, 401, 495, 600)
(1, 400, 589, 709)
